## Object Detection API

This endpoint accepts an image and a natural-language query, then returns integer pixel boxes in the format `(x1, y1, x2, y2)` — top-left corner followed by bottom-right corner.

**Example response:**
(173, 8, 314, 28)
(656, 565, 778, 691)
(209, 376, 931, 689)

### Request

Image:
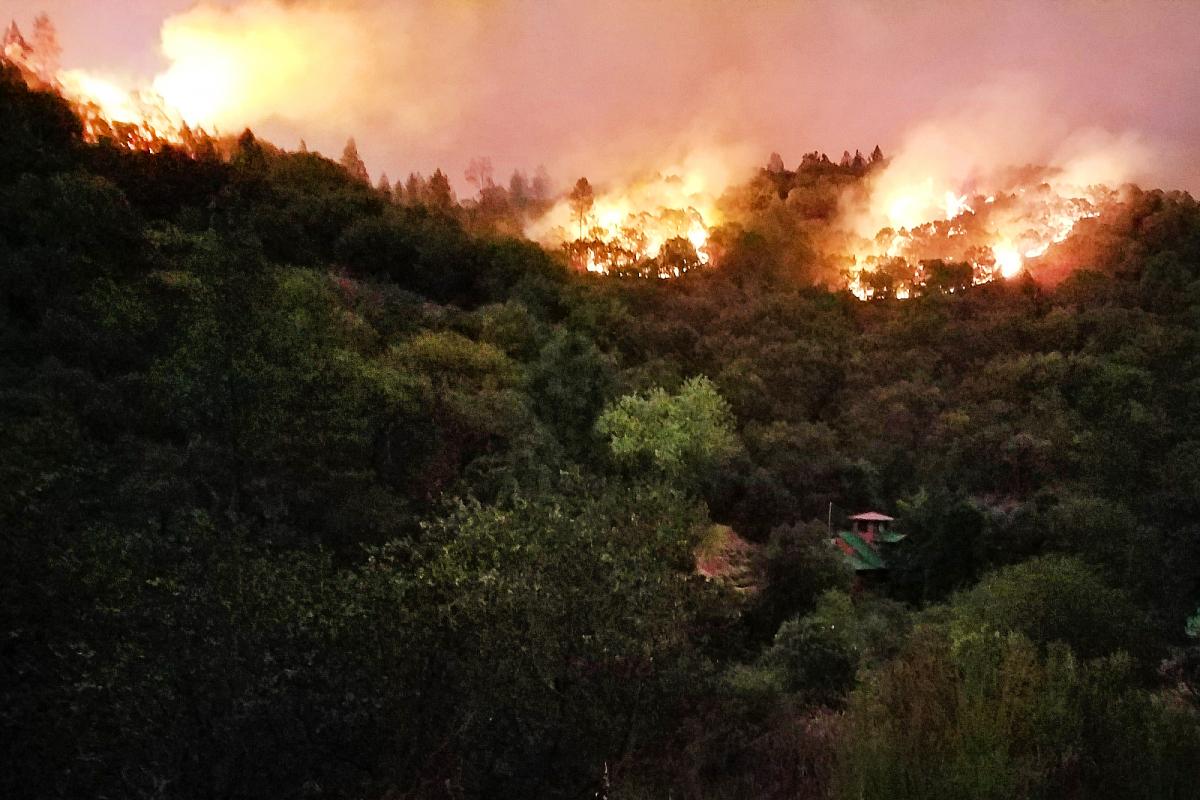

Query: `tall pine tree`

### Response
(340, 137, 369, 183)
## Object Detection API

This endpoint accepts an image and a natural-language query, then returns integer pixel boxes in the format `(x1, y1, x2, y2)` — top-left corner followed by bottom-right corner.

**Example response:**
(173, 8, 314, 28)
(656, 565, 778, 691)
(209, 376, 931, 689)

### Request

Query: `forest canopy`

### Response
(1, 61, 1199, 800)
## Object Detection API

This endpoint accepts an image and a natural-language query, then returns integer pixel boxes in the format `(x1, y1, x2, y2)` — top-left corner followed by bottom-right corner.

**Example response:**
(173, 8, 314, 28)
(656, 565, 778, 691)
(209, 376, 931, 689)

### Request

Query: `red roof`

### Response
(850, 511, 894, 522)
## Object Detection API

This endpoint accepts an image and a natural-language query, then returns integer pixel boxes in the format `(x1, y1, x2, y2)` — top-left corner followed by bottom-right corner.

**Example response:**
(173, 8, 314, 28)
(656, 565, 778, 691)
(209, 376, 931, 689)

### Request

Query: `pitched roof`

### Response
(836, 531, 886, 571)
(850, 511, 895, 522)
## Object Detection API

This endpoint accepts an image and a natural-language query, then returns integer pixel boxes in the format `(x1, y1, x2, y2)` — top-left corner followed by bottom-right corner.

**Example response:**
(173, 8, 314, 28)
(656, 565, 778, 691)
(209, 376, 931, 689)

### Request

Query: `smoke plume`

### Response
(5, 0, 1198, 195)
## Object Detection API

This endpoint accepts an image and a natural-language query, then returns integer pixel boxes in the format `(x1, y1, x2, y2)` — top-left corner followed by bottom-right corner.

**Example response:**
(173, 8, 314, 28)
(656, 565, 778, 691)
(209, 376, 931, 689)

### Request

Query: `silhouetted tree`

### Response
(659, 236, 702, 276)
(569, 177, 594, 239)
(509, 170, 530, 208)
(531, 165, 552, 203)
(427, 168, 455, 211)
(233, 128, 266, 173)
(340, 137, 369, 183)
(464, 156, 494, 197)
(403, 171, 426, 205)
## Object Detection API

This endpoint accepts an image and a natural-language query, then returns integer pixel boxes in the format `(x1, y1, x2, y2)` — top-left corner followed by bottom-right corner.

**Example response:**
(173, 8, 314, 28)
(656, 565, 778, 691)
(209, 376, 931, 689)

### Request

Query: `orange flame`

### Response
(843, 178, 1108, 299)
(528, 168, 722, 277)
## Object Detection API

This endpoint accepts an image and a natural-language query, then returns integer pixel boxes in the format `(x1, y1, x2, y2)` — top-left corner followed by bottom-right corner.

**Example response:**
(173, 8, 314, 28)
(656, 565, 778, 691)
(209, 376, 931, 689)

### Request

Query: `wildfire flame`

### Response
(5, 13, 1127, 296)
(528, 170, 722, 278)
(4, 16, 202, 149)
(58, 70, 198, 149)
(4, 11, 300, 151)
(843, 174, 1108, 299)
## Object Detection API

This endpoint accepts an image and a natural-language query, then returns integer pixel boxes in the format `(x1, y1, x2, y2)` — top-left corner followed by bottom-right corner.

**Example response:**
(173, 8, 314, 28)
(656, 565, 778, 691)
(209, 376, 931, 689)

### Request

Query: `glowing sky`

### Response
(4, 0, 1199, 193)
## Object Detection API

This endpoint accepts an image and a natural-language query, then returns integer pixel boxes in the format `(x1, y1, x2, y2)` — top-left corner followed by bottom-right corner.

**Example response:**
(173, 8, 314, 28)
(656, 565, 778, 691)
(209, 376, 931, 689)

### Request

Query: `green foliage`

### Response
(381, 477, 713, 796)
(3, 516, 402, 799)
(529, 327, 616, 458)
(596, 375, 741, 487)
(837, 627, 1200, 800)
(748, 521, 853, 640)
(334, 211, 419, 279)
(5, 69, 1200, 799)
(757, 590, 912, 704)
(890, 487, 989, 601)
(762, 612, 859, 704)
(949, 555, 1151, 661)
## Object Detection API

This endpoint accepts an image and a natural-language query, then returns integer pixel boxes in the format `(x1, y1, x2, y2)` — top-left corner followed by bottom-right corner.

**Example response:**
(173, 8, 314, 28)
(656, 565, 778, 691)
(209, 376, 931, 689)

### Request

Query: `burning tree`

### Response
(658, 236, 702, 277)
(1, 13, 214, 153)
(569, 176, 594, 240)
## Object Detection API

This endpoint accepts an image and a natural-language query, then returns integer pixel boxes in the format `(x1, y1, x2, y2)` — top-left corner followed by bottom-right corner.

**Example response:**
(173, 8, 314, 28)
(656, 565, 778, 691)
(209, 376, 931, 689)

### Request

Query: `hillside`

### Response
(2, 62, 1200, 799)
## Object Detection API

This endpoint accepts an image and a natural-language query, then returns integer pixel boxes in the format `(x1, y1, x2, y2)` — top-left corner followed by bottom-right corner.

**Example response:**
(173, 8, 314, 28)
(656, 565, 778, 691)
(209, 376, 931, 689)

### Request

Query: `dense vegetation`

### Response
(2, 64, 1199, 799)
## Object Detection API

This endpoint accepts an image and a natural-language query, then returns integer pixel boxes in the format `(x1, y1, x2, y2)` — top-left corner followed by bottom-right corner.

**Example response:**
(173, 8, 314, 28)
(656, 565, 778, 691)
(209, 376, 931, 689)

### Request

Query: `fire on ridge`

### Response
(3, 13, 1126, 299)
(839, 174, 1111, 299)
(525, 171, 722, 279)
(530, 152, 1118, 297)
(4, 16, 209, 151)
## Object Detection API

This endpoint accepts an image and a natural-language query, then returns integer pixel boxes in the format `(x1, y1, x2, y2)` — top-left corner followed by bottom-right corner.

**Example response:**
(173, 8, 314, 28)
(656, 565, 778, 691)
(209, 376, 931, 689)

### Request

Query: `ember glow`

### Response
(4, 17, 195, 148)
(527, 168, 723, 278)
(58, 69, 193, 147)
(4, 3, 376, 147)
(3, 2, 1188, 294)
(828, 84, 1143, 298)
(148, 1, 386, 132)
(525, 148, 1118, 290)
(840, 175, 1110, 298)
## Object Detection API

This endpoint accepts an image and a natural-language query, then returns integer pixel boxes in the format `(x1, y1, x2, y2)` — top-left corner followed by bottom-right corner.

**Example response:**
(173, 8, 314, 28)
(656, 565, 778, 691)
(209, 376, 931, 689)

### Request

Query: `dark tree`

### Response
(508, 169, 530, 208)
(569, 176, 594, 239)
(427, 168, 456, 211)
(340, 137, 370, 183)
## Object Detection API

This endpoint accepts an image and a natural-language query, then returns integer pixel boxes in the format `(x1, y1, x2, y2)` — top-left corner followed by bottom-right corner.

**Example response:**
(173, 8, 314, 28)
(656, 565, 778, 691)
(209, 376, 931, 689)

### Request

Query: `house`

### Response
(834, 511, 904, 574)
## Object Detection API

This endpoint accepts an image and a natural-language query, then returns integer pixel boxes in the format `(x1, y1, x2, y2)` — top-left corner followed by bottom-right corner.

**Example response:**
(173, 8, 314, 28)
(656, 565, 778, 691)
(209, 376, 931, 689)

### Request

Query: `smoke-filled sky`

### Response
(5, 0, 1200, 193)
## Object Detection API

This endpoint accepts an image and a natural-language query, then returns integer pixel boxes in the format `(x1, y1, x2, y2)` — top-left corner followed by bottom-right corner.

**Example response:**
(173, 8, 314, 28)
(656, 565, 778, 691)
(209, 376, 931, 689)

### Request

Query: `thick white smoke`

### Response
(7, 0, 1196, 194)
(844, 80, 1153, 237)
